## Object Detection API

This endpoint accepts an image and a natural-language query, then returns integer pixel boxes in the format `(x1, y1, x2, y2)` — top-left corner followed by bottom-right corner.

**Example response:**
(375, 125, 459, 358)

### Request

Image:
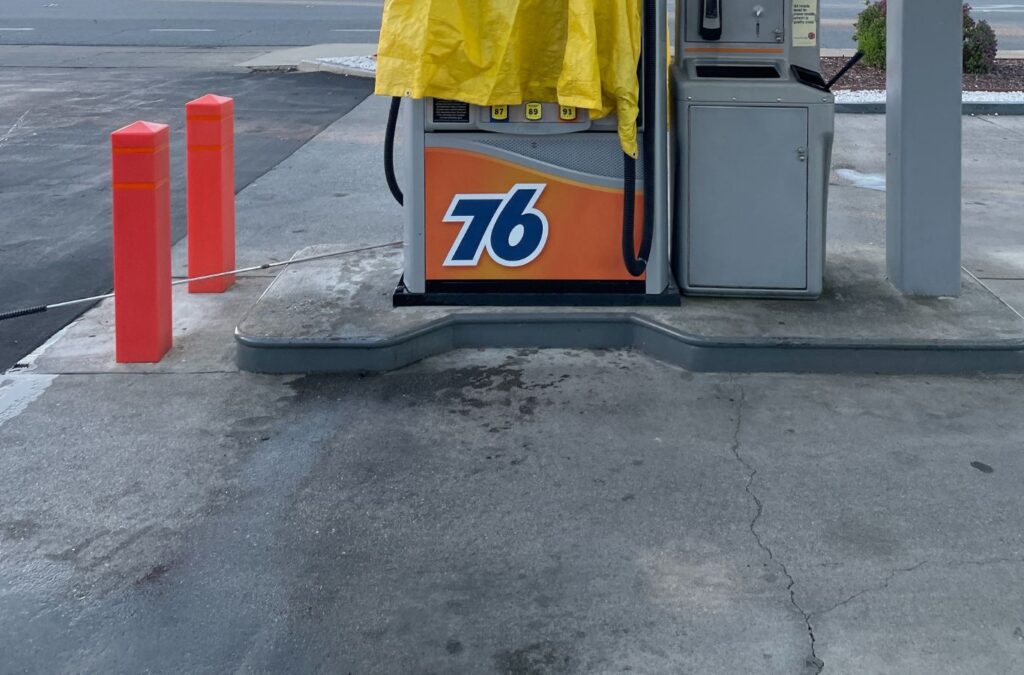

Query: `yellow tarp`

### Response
(374, 0, 643, 157)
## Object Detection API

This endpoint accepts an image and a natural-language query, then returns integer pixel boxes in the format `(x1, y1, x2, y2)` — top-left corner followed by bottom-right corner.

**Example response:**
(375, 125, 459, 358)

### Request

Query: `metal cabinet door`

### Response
(687, 105, 809, 290)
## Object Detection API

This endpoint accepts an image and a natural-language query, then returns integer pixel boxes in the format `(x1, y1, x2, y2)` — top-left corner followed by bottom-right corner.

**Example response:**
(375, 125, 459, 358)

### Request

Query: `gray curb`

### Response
(235, 313, 1024, 376)
(838, 102, 1024, 115)
(298, 60, 376, 78)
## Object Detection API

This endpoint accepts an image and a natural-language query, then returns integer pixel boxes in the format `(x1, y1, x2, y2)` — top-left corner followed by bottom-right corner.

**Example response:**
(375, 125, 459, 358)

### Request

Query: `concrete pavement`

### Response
(1, 100, 1024, 673)
(239, 43, 378, 72)
(3, 356, 1023, 673)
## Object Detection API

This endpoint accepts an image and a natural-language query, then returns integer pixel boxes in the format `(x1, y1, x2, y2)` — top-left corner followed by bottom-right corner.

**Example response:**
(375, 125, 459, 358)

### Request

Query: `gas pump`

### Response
(379, 1, 674, 306)
(377, 0, 850, 304)
(672, 0, 836, 298)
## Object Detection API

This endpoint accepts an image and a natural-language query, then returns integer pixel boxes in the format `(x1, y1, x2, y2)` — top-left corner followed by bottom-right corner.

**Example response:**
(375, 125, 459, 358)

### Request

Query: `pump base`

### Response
(393, 278, 681, 308)
(235, 244, 1024, 376)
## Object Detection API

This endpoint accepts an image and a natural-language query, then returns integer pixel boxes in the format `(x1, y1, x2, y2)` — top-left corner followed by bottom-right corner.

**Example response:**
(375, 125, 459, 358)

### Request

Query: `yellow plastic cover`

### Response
(374, 0, 643, 157)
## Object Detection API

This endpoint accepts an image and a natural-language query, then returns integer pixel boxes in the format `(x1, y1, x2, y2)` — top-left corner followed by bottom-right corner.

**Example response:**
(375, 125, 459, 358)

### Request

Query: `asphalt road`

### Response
(0, 0, 380, 371)
(0, 0, 385, 47)
(2, 0, 1024, 50)
(0, 61, 373, 370)
(822, 0, 1024, 50)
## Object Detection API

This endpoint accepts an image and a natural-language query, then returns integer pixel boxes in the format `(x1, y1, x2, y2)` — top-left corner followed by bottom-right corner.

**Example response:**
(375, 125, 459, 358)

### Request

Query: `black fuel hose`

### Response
(622, 0, 657, 277)
(622, 153, 639, 275)
(385, 96, 404, 206)
(0, 305, 47, 322)
(826, 51, 866, 91)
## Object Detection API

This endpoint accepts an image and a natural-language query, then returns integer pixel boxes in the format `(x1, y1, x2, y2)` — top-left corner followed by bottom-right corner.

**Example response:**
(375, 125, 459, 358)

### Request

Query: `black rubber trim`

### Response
(791, 65, 829, 92)
(394, 278, 680, 307)
(424, 279, 648, 294)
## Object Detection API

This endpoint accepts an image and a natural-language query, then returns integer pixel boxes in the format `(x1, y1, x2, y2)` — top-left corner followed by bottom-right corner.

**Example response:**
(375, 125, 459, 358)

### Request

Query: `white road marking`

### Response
(149, 28, 216, 32)
(0, 28, 36, 32)
(0, 318, 78, 428)
(0, 110, 30, 149)
(0, 375, 56, 431)
(836, 169, 887, 192)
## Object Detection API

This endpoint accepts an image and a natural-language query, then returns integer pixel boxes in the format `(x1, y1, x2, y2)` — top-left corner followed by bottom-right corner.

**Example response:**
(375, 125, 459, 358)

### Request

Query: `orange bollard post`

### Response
(111, 121, 173, 363)
(186, 94, 235, 293)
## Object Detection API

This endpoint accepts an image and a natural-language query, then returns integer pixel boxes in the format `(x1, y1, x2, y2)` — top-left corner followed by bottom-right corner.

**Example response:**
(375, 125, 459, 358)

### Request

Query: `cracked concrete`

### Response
(729, 375, 1024, 674)
(4, 353, 1024, 673)
(814, 560, 930, 618)
(729, 380, 823, 675)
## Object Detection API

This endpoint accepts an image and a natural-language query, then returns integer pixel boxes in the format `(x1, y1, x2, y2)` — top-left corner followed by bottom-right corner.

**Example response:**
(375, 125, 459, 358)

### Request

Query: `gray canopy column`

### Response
(886, 0, 964, 296)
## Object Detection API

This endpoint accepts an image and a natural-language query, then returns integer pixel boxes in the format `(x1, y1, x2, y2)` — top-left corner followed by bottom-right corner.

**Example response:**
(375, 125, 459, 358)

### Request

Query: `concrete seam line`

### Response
(962, 266, 1024, 323)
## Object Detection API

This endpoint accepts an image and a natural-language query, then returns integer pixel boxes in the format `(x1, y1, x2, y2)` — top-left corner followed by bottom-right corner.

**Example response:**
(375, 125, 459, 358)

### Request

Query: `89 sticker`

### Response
(442, 184, 549, 268)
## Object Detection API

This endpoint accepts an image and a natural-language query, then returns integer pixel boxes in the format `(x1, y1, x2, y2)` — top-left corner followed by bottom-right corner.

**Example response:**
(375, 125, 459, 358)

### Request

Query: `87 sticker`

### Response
(442, 184, 549, 268)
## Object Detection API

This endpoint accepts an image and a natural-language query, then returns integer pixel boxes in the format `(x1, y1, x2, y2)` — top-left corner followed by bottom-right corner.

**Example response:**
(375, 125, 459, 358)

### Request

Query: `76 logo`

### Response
(442, 184, 549, 268)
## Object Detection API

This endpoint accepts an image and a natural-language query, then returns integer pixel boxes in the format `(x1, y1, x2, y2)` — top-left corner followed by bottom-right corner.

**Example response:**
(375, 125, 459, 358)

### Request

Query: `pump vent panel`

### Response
(467, 136, 643, 180)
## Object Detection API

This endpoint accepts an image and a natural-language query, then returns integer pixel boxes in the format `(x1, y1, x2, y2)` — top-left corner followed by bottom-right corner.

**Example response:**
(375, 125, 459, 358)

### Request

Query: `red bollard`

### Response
(111, 121, 173, 363)
(186, 94, 235, 293)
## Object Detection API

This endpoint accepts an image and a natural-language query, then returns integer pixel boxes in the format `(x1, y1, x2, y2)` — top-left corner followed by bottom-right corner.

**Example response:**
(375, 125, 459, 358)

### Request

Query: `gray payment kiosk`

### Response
(672, 0, 835, 298)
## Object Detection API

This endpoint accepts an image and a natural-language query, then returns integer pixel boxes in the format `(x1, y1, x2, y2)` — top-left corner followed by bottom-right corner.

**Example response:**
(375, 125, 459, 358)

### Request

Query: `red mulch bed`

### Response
(821, 56, 1024, 91)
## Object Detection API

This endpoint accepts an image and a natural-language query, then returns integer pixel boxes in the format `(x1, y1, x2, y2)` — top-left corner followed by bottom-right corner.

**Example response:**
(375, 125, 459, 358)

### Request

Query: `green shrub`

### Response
(963, 5, 999, 74)
(854, 0, 887, 69)
(853, 1, 999, 74)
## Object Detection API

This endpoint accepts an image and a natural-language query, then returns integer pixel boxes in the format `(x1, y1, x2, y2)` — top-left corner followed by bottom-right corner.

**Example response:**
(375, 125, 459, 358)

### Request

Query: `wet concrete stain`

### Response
(422, 360, 572, 432)
(43, 529, 110, 562)
(231, 415, 276, 431)
(446, 638, 464, 655)
(0, 519, 39, 541)
(519, 396, 539, 416)
(494, 642, 572, 675)
(136, 562, 173, 586)
(93, 480, 145, 510)
(971, 461, 995, 474)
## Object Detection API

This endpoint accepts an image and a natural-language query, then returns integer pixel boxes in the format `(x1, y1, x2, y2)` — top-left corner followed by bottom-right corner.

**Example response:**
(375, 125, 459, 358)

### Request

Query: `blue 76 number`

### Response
(442, 184, 549, 268)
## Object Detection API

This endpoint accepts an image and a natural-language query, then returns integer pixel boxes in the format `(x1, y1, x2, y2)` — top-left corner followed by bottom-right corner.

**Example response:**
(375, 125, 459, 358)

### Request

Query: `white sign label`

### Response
(793, 0, 818, 47)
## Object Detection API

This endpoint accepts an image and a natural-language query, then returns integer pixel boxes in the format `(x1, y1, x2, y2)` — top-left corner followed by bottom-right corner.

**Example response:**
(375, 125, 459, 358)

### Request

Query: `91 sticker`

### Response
(442, 184, 549, 268)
